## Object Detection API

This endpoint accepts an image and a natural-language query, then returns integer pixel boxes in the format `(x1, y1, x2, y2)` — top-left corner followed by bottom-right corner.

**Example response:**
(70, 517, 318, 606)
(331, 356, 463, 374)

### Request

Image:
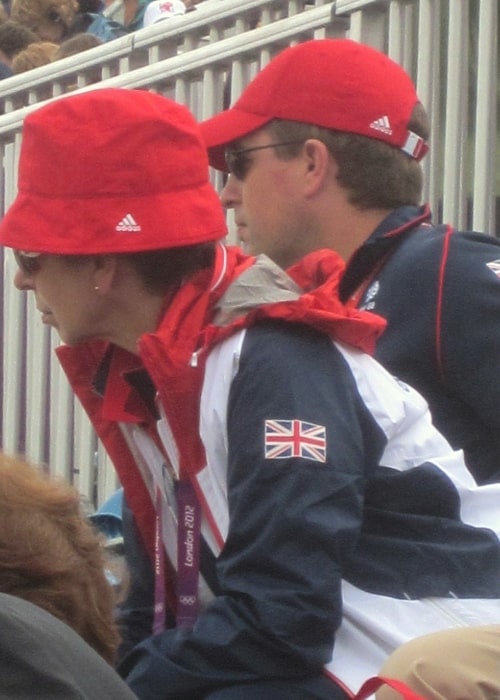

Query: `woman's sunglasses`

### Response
(14, 250, 43, 274)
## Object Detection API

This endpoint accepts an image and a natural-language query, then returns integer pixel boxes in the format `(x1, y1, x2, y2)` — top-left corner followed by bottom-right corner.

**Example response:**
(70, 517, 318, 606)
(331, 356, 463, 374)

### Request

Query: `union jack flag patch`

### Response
(264, 419, 327, 464)
(486, 259, 500, 278)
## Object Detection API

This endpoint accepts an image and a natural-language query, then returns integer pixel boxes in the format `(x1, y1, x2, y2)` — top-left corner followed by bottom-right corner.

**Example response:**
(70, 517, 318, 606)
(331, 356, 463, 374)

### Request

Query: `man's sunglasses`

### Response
(224, 141, 304, 180)
(14, 250, 42, 274)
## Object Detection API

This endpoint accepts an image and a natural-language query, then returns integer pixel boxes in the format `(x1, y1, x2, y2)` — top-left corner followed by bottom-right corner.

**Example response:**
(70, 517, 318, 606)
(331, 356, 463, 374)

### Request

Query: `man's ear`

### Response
(302, 139, 335, 196)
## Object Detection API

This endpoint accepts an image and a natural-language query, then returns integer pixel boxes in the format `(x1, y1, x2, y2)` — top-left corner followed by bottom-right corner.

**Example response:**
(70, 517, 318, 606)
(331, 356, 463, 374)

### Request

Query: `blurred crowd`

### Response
(0, 0, 207, 77)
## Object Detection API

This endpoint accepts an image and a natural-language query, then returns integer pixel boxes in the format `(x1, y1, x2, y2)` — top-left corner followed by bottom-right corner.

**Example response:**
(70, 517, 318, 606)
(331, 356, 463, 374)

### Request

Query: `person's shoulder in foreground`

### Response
(199, 37, 500, 486)
(376, 624, 500, 700)
(0, 592, 138, 700)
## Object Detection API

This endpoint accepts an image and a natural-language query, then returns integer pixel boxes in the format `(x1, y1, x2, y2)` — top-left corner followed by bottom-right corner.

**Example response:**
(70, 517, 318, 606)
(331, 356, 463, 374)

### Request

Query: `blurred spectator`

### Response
(122, 0, 148, 31)
(52, 31, 103, 88)
(121, 0, 186, 31)
(0, 4, 12, 76)
(0, 453, 120, 663)
(142, 0, 185, 27)
(78, 0, 103, 12)
(89, 488, 128, 603)
(97, 0, 189, 32)
(67, 3, 127, 41)
(0, 61, 12, 76)
(11, 38, 58, 71)
(54, 29, 102, 57)
(0, 19, 38, 66)
(10, 0, 78, 41)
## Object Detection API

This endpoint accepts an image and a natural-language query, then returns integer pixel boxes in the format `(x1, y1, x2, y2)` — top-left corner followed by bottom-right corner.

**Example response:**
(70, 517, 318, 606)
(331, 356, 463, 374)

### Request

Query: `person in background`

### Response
(0, 452, 120, 663)
(0, 19, 38, 67)
(51, 31, 103, 87)
(53, 28, 102, 57)
(89, 487, 129, 603)
(11, 38, 58, 71)
(89, 0, 187, 34)
(142, 0, 185, 28)
(0, 59, 12, 76)
(183, 0, 205, 8)
(66, 0, 127, 42)
(201, 37, 500, 488)
(10, 0, 78, 42)
(2, 86, 500, 700)
(200, 37, 500, 700)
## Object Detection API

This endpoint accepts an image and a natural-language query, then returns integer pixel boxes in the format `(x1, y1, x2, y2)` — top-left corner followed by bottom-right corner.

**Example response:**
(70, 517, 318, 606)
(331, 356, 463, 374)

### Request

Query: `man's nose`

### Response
(220, 174, 241, 209)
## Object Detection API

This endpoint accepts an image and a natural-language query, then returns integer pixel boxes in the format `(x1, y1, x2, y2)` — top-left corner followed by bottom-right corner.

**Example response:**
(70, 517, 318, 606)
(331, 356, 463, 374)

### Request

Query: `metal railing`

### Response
(0, 0, 328, 112)
(0, 0, 497, 505)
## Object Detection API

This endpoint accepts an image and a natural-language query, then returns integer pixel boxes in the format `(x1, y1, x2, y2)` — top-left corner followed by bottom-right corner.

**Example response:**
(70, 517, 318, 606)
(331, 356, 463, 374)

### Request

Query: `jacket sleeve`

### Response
(371, 226, 500, 484)
(120, 323, 385, 699)
(440, 232, 500, 429)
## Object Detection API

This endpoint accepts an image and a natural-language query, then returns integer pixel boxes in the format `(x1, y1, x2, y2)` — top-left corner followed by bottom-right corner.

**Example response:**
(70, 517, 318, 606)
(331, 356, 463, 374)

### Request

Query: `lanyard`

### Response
(153, 485, 167, 634)
(175, 479, 202, 628)
(152, 478, 202, 632)
(152, 476, 202, 632)
(130, 425, 202, 632)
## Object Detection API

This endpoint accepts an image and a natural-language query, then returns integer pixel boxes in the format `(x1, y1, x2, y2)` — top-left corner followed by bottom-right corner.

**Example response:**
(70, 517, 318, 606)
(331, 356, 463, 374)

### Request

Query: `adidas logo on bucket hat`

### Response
(116, 214, 141, 232)
(0, 88, 227, 255)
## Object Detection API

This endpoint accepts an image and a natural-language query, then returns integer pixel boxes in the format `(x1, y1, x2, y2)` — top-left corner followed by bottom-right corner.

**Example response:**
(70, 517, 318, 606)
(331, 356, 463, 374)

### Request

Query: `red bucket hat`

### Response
(201, 38, 428, 171)
(0, 88, 227, 254)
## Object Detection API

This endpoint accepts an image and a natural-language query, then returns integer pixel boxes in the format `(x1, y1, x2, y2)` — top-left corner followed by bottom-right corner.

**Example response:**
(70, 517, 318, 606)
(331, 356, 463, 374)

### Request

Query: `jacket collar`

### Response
(339, 205, 431, 302)
(365, 204, 431, 243)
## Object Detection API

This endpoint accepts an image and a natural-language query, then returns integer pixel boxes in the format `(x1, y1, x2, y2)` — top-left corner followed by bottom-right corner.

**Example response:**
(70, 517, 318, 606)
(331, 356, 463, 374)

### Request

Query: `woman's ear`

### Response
(92, 255, 118, 294)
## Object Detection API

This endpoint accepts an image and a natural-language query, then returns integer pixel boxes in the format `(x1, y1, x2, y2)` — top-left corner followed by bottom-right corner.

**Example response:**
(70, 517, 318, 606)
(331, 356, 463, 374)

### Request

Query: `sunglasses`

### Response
(14, 250, 43, 274)
(224, 140, 304, 180)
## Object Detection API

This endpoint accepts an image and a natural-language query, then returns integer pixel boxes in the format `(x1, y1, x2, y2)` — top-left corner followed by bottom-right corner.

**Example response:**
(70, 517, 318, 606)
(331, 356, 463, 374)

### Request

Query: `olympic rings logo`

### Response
(179, 595, 196, 606)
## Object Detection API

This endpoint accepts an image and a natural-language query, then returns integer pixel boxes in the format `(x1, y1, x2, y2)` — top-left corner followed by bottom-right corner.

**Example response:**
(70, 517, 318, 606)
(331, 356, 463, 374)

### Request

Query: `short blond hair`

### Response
(12, 40, 58, 73)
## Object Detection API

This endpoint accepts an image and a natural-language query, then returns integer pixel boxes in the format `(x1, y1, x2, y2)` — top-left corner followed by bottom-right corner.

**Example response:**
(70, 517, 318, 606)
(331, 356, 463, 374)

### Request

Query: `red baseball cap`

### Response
(0, 88, 227, 254)
(201, 39, 428, 171)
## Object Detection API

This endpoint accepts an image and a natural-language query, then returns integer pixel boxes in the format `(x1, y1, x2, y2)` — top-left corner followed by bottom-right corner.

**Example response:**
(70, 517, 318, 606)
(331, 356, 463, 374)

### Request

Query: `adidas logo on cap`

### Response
(116, 214, 141, 232)
(369, 115, 393, 136)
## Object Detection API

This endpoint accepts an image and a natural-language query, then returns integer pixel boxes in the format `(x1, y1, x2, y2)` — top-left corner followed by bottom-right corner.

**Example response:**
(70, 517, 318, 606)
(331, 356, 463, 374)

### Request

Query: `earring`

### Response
(94, 285, 100, 291)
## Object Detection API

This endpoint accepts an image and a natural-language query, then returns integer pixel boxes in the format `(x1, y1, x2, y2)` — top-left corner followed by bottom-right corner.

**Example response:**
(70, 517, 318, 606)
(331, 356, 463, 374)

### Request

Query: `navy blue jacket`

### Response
(117, 322, 500, 697)
(340, 205, 500, 484)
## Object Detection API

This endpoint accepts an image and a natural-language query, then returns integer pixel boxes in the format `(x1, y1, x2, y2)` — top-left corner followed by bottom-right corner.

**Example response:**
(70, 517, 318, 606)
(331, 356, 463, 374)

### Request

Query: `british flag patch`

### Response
(486, 259, 500, 278)
(264, 419, 327, 464)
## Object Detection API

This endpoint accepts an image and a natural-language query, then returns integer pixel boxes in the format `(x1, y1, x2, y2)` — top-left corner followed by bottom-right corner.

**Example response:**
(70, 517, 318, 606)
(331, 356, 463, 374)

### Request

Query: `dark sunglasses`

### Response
(14, 250, 43, 274)
(224, 140, 305, 180)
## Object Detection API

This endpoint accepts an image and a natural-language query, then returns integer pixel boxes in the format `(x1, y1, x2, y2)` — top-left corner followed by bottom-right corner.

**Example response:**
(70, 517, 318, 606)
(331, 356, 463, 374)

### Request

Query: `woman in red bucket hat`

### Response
(2, 87, 500, 700)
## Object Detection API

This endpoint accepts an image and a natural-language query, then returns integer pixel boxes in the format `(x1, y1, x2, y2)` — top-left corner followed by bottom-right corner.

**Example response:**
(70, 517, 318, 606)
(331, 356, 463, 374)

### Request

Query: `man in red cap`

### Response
(201, 37, 500, 488)
(2, 87, 500, 700)
(200, 38, 500, 700)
